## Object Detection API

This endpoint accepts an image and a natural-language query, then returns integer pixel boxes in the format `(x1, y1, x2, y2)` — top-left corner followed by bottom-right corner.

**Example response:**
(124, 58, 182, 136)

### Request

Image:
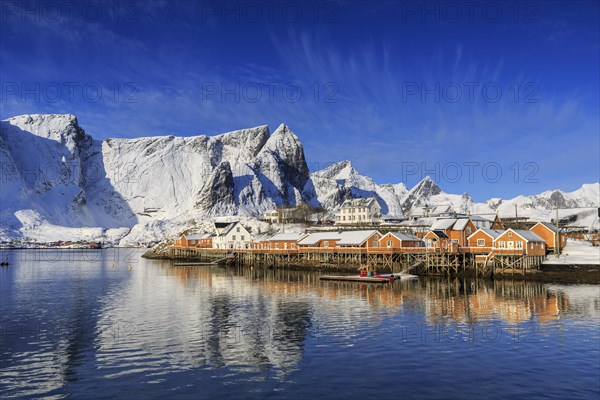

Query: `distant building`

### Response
(260, 206, 307, 224)
(256, 232, 309, 251)
(429, 218, 477, 247)
(409, 204, 455, 219)
(379, 232, 423, 249)
(212, 221, 252, 250)
(173, 233, 212, 248)
(468, 215, 504, 230)
(423, 230, 450, 249)
(335, 198, 382, 225)
(336, 230, 382, 248)
(530, 222, 567, 252)
(493, 229, 546, 256)
(297, 230, 382, 249)
(467, 229, 504, 249)
(298, 232, 342, 248)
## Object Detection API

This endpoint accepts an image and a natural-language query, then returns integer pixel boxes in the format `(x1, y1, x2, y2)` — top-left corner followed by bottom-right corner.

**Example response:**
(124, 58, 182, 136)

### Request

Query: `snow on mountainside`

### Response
(310, 160, 405, 217)
(0, 114, 598, 245)
(0, 115, 314, 245)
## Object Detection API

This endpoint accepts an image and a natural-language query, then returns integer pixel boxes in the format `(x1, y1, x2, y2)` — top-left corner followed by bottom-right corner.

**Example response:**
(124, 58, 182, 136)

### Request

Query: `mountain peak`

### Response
(5, 113, 84, 144)
(314, 160, 356, 179)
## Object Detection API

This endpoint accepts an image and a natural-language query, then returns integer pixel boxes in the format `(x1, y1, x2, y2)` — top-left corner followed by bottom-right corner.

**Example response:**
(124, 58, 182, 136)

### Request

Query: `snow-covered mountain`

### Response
(0, 114, 314, 244)
(1, 114, 598, 245)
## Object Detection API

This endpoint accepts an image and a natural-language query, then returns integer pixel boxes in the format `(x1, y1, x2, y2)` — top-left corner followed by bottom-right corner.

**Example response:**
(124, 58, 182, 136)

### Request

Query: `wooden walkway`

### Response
(160, 246, 547, 277)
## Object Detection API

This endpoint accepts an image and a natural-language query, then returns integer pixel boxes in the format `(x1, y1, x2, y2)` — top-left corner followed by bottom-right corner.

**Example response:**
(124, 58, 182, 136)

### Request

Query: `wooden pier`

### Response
(154, 246, 547, 278)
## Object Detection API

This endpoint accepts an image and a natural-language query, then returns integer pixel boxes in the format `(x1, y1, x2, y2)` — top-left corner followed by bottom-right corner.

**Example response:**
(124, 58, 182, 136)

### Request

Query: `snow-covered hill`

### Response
(1, 114, 598, 245)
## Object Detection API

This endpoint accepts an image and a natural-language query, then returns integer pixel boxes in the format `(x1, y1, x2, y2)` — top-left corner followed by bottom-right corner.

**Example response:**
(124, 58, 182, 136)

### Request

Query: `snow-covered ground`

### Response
(544, 239, 600, 265)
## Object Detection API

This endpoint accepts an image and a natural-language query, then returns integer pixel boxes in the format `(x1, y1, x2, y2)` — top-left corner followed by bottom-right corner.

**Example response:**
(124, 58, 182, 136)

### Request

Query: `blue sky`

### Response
(1, 0, 598, 201)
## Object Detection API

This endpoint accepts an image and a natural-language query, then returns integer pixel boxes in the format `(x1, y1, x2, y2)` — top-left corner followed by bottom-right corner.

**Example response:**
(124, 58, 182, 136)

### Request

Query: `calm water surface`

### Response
(1, 249, 599, 399)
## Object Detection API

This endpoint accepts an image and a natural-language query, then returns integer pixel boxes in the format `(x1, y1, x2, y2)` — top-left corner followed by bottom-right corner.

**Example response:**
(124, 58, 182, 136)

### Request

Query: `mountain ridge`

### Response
(1, 114, 598, 245)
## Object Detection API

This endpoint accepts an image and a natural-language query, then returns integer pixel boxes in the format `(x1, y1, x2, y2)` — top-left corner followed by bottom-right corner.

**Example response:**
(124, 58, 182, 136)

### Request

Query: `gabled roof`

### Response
(432, 205, 454, 214)
(468, 229, 504, 240)
(268, 232, 307, 242)
(399, 217, 437, 227)
(386, 232, 422, 242)
(533, 221, 559, 233)
(427, 230, 449, 239)
(217, 221, 248, 237)
(298, 232, 341, 246)
(253, 233, 273, 242)
(337, 230, 380, 246)
(494, 229, 545, 243)
(430, 219, 457, 230)
(452, 219, 471, 231)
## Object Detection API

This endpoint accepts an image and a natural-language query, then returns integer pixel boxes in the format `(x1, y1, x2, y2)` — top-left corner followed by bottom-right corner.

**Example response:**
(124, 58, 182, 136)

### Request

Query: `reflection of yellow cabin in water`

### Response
(494, 299, 533, 324)
(163, 263, 571, 327)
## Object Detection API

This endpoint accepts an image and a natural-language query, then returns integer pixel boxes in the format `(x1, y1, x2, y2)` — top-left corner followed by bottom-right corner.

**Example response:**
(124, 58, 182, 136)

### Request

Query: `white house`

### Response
(212, 221, 252, 250)
(335, 198, 382, 225)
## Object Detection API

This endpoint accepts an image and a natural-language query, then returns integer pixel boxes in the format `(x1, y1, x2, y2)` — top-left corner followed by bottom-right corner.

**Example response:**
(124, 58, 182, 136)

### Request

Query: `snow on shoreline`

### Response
(543, 239, 600, 265)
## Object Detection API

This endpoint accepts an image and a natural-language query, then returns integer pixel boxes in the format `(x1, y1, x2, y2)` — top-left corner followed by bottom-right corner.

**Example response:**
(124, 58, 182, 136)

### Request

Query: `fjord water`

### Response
(1, 250, 598, 399)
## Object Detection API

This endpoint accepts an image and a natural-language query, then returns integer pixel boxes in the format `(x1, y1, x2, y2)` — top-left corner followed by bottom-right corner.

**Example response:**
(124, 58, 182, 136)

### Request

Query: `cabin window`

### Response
(387, 240, 392, 248)
(516, 241, 523, 249)
(324, 241, 329, 247)
(372, 239, 378, 247)
(236, 227, 240, 233)
(507, 241, 514, 249)
(466, 228, 472, 235)
(498, 241, 505, 248)
(508, 232, 512, 237)
(241, 235, 245, 241)
(284, 243, 288, 249)
(275, 243, 279, 249)
(291, 244, 296, 249)
(232, 235, 236, 241)
(477, 239, 485, 246)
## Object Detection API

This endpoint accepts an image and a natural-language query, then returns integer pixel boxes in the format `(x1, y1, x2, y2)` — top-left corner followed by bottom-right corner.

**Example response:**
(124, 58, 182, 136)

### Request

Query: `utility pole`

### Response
(556, 206, 560, 258)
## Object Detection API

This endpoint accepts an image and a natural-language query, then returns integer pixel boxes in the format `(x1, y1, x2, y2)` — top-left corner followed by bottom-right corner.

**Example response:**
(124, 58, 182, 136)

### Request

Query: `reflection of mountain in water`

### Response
(2, 250, 599, 399)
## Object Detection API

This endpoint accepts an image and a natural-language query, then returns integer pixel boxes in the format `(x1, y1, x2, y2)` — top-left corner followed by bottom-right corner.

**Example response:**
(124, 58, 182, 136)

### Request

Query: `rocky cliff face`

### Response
(0, 115, 313, 244)
(1, 114, 598, 244)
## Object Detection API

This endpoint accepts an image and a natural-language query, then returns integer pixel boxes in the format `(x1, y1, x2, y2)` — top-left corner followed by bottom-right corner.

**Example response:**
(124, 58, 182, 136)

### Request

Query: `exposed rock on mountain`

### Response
(1, 114, 598, 244)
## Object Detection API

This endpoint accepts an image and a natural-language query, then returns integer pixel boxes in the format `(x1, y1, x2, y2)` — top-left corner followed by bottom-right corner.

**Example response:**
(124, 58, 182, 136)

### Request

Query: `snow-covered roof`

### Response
(268, 232, 307, 242)
(387, 232, 422, 241)
(185, 233, 212, 240)
(337, 230, 379, 246)
(468, 229, 504, 240)
(514, 229, 545, 242)
(495, 229, 545, 243)
(433, 205, 454, 214)
(430, 219, 457, 230)
(452, 219, 470, 231)
(298, 232, 341, 245)
(217, 221, 247, 237)
(253, 233, 273, 242)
